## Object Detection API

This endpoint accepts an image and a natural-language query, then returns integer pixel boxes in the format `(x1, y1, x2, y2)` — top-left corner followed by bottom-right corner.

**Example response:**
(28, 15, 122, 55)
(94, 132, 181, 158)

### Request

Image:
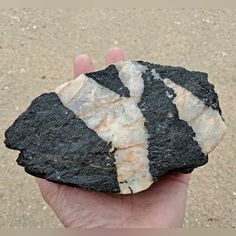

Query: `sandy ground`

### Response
(0, 9, 235, 228)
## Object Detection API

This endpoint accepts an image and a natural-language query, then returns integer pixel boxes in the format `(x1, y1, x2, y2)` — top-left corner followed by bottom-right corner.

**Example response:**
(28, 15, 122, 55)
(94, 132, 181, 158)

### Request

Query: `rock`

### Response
(4, 61, 227, 194)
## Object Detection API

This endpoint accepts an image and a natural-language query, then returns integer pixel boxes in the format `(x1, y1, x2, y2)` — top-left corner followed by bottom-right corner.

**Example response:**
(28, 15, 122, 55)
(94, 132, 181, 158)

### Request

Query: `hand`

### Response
(36, 47, 190, 228)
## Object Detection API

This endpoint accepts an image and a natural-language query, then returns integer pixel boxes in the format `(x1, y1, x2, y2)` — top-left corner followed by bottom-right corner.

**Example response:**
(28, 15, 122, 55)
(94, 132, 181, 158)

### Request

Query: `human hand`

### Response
(36, 47, 190, 228)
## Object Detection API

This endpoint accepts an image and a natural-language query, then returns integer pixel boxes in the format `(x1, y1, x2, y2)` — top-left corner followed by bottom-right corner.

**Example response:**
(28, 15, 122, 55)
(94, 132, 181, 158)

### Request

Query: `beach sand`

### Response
(0, 9, 235, 228)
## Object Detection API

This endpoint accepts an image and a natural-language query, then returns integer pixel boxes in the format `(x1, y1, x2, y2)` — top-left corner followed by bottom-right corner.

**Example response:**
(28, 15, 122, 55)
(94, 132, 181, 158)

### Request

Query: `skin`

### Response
(36, 47, 190, 228)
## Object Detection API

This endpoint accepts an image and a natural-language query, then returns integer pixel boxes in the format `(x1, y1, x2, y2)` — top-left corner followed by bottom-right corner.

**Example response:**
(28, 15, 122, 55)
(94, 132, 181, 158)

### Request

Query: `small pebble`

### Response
(10, 16, 20, 22)
(222, 51, 227, 57)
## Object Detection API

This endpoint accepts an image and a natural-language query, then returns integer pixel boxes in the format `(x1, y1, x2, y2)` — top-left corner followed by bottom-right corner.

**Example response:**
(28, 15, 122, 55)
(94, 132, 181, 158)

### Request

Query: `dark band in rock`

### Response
(138, 64, 208, 180)
(4, 93, 120, 193)
(86, 64, 130, 98)
(137, 61, 222, 115)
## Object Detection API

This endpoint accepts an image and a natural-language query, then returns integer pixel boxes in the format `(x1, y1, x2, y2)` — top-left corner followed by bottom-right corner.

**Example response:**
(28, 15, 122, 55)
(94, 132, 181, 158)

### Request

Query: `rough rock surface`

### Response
(138, 61, 222, 114)
(86, 64, 130, 98)
(4, 61, 226, 194)
(137, 63, 208, 180)
(5, 93, 120, 193)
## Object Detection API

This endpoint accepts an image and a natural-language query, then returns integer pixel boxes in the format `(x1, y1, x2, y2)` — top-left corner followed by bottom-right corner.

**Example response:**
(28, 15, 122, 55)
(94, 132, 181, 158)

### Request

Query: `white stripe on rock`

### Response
(163, 78, 227, 154)
(55, 61, 153, 194)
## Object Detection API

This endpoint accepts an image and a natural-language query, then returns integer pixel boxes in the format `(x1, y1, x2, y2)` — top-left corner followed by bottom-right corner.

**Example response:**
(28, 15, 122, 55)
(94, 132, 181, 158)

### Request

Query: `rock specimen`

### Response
(4, 61, 227, 194)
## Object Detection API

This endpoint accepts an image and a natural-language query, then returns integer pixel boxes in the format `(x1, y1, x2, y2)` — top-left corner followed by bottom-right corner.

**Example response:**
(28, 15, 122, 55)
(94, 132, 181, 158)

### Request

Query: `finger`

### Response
(74, 54, 94, 78)
(105, 47, 124, 66)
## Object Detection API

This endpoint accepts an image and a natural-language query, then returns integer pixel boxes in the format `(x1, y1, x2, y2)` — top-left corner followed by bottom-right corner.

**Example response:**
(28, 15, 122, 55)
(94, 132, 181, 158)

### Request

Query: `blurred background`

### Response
(0, 9, 235, 228)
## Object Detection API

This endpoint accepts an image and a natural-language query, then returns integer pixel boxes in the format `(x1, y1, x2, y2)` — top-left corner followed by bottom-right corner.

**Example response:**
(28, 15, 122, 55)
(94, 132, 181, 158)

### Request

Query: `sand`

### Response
(0, 9, 235, 228)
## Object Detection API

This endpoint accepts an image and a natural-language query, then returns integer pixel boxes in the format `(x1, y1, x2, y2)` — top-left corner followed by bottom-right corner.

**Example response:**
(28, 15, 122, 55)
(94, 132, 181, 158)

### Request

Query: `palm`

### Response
(37, 172, 189, 228)
(36, 48, 190, 228)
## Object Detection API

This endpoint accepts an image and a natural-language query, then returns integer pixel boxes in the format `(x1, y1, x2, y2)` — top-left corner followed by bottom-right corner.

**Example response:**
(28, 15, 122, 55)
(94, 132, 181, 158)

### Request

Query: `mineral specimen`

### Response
(4, 61, 227, 194)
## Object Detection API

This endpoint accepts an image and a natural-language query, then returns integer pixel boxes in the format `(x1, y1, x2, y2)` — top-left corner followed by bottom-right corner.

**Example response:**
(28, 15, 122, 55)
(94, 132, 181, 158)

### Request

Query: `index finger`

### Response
(74, 54, 94, 78)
